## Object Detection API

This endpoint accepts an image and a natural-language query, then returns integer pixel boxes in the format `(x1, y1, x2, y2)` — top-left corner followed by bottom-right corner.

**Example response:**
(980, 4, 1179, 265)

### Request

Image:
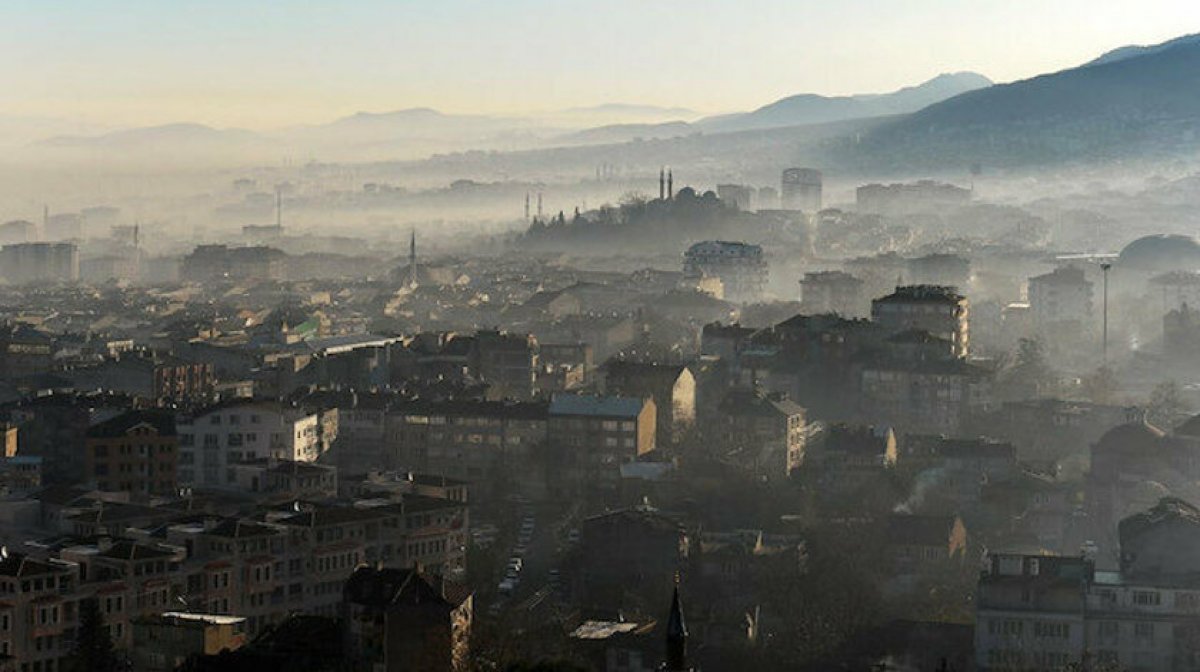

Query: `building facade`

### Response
(84, 411, 179, 495)
(871, 285, 970, 358)
(177, 401, 337, 488)
(548, 394, 656, 494)
(682, 241, 768, 303)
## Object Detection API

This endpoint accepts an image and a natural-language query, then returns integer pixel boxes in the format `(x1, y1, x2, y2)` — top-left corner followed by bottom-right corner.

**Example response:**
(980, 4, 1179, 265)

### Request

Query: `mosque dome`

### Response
(1117, 234, 1200, 272)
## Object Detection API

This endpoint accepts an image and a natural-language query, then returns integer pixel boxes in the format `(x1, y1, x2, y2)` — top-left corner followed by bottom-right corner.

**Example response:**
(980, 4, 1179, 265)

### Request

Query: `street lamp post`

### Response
(1101, 262, 1112, 365)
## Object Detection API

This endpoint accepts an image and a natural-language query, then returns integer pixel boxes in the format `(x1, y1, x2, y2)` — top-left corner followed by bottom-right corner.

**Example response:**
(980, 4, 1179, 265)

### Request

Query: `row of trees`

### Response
(997, 337, 1189, 424)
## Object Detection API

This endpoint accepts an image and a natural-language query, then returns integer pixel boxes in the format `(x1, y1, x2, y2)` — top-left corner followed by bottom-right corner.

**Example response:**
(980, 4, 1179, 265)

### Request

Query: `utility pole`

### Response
(1101, 262, 1112, 365)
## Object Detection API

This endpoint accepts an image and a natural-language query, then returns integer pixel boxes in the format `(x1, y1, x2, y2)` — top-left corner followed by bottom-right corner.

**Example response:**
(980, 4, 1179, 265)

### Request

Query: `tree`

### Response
(1149, 380, 1190, 427)
(68, 598, 121, 672)
(998, 338, 1057, 400)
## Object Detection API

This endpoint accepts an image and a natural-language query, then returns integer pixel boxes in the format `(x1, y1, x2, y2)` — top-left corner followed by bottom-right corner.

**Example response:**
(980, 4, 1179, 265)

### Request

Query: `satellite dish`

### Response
(293, 501, 301, 512)
(1, 546, 8, 560)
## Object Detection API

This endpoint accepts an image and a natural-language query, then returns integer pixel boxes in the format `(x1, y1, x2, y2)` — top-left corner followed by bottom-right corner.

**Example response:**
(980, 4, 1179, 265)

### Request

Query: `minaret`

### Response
(663, 584, 690, 671)
(667, 170, 674, 200)
(524, 193, 530, 222)
(659, 168, 666, 200)
(275, 186, 283, 230)
(408, 229, 418, 288)
(537, 192, 544, 218)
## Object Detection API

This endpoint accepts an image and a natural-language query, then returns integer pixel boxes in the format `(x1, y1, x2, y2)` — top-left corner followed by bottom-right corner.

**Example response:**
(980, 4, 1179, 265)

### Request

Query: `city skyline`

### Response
(1, 0, 1198, 129)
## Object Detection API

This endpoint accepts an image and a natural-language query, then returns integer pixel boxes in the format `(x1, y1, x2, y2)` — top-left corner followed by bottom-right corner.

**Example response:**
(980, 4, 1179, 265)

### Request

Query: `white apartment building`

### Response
(177, 401, 336, 488)
(977, 552, 1200, 672)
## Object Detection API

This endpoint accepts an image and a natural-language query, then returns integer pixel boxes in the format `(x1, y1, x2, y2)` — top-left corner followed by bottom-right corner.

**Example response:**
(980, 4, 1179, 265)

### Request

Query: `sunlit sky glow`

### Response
(2, 0, 1199, 129)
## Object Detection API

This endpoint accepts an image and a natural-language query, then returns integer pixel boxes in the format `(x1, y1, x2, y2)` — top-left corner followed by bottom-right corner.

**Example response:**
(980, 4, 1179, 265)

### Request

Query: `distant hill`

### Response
(38, 122, 263, 149)
(697, 72, 993, 133)
(554, 121, 693, 146)
(33, 123, 279, 165)
(851, 34, 1200, 168)
(1084, 33, 1200, 67)
(561, 103, 698, 119)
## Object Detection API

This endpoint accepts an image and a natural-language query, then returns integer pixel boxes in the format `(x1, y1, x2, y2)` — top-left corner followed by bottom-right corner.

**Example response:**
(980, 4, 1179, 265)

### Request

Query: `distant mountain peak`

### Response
(1085, 33, 1200, 67)
(698, 71, 992, 133)
(857, 32, 1200, 167)
(342, 108, 446, 122)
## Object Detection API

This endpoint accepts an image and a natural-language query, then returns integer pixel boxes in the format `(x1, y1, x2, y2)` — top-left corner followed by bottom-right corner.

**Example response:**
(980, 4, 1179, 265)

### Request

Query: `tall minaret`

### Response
(663, 584, 690, 671)
(659, 168, 666, 200)
(667, 170, 674, 201)
(408, 229, 418, 288)
(524, 193, 530, 222)
(537, 192, 544, 218)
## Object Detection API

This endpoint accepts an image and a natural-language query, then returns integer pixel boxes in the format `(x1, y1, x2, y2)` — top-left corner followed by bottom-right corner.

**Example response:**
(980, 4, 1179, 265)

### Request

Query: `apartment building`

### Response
(977, 498, 1200, 672)
(0, 551, 80, 672)
(387, 399, 548, 499)
(177, 400, 337, 488)
(84, 411, 179, 496)
(547, 394, 656, 495)
(871, 285, 969, 358)
(343, 566, 473, 672)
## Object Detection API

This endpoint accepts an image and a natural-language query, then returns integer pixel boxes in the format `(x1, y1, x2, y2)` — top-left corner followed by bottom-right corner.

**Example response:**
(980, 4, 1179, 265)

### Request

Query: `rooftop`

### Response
(873, 285, 964, 304)
(87, 410, 176, 439)
(549, 393, 647, 419)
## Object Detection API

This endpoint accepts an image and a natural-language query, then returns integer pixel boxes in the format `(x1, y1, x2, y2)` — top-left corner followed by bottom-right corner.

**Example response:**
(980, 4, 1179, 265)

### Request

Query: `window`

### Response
(1133, 590, 1161, 606)
(1033, 621, 1069, 639)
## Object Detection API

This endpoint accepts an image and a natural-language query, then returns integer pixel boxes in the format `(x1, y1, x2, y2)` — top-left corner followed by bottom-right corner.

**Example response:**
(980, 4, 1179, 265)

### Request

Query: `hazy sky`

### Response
(2, 0, 1199, 130)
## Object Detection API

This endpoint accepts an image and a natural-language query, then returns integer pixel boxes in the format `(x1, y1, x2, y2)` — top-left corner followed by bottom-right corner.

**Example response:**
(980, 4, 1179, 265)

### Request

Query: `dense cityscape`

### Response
(5, 4, 1200, 672)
